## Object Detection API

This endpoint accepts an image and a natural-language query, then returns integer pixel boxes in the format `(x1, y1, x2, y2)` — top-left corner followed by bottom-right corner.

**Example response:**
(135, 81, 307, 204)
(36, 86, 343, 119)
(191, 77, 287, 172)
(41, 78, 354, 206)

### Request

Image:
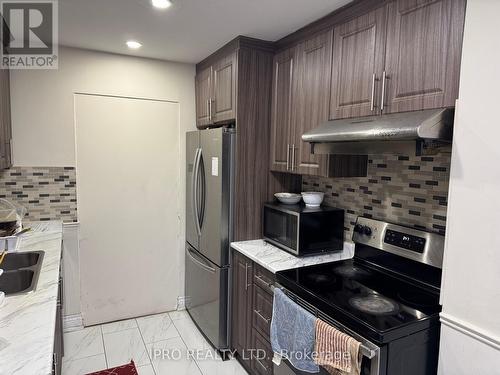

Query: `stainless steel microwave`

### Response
(263, 202, 344, 256)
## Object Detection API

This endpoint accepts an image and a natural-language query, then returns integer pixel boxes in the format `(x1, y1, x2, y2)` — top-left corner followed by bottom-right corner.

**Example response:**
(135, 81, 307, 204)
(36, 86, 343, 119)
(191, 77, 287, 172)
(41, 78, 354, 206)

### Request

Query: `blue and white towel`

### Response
(270, 288, 319, 373)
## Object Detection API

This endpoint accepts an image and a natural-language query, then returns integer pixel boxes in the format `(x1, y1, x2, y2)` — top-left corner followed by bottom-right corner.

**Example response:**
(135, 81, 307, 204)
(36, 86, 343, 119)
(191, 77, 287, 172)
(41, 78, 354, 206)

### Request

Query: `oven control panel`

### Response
(384, 229, 426, 253)
(352, 216, 444, 269)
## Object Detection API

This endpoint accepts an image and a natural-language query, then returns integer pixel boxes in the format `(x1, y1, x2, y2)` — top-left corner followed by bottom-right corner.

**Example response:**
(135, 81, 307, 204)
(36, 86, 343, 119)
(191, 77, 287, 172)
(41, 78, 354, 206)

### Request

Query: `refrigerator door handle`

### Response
(192, 148, 202, 236)
(198, 149, 206, 231)
(186, 246, 216, 274)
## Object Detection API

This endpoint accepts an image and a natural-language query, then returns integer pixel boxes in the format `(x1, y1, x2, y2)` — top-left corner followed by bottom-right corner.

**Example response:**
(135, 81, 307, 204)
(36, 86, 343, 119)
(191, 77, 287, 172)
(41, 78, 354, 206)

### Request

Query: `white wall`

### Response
(439, 0, 500, 372)
(10, 46, 195, 167)
(10, 47, 196, 317)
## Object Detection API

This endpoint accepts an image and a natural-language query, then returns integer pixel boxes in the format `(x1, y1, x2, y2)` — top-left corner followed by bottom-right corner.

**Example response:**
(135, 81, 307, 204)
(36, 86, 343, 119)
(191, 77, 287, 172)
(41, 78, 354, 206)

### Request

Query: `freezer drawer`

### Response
(185, 244, 229, 350)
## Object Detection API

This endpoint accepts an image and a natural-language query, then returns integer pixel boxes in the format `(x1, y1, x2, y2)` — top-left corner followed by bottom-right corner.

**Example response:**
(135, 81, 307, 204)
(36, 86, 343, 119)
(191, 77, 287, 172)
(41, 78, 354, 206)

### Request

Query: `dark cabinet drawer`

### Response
(253, 263, 275, 295)
(251, 328, 274, 375)
(253, 285, 273, 341)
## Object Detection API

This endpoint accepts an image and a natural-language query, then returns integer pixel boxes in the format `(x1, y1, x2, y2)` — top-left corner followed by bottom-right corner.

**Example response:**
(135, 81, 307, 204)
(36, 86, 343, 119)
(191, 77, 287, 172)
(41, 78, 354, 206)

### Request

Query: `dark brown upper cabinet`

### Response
(196, 37, 275, 241)
(195, 51, 237, 128)
(269, 48, 294, 173)
(0, 68, 12, 170)
(329, 0, 465, 119)
(384, 0, 465, 113)
(290, 29, 333, 176)
(212, 52, 237, 123)
(330, 6, 388, 119)
(270, 30, 367, 178)
(195, 66, 212, 127)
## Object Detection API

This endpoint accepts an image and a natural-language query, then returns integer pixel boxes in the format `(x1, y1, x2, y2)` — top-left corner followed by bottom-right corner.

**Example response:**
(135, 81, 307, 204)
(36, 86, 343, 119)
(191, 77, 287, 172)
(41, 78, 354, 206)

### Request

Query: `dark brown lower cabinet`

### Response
(232, 250, 276, 375)
(251, 328, 274, 375)
(232, 250, 254, 371)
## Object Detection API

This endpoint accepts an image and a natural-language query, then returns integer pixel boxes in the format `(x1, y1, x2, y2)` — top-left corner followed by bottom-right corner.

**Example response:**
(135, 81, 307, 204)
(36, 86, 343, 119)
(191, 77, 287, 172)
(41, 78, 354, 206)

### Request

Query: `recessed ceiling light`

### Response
(126, 40, 142, 49)
(152, 0, 172, 9)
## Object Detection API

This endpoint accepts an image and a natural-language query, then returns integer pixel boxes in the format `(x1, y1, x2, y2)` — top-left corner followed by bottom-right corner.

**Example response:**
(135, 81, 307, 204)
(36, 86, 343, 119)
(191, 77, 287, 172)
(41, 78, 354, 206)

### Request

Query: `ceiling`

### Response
(59, 0, 352, 64)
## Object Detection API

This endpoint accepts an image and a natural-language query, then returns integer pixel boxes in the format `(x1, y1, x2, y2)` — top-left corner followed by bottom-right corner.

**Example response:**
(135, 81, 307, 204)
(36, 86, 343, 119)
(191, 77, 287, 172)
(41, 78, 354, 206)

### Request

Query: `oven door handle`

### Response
(272, 284, 378, 360)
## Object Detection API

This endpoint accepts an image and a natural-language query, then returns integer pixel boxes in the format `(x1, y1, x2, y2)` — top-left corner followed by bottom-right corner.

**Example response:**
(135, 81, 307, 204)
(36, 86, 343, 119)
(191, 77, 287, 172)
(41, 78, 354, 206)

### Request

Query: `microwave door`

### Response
(263, 207, 298, 254)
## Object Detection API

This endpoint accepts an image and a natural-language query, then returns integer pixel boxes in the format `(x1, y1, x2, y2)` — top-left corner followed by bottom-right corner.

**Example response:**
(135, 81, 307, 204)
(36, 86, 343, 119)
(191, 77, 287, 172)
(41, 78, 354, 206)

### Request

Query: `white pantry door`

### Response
(75, 93, 180, 325)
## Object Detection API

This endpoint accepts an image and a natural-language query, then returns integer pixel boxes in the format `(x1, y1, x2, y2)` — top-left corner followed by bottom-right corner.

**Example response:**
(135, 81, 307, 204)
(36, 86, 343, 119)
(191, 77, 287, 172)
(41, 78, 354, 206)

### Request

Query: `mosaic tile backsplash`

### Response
(0, 167, 77, 222)
(303, 153, 451, 236)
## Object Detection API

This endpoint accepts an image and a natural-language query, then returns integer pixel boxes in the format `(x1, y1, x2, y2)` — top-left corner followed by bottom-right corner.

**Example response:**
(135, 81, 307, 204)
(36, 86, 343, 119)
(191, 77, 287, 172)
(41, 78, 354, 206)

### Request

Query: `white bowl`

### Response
(274, 193, 302, 205)
(301, 192, 324, 207)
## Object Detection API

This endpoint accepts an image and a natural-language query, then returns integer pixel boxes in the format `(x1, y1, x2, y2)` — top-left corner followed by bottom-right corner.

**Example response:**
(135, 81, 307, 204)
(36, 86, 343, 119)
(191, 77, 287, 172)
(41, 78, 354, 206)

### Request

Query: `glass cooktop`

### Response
(276, 259, 442, 343)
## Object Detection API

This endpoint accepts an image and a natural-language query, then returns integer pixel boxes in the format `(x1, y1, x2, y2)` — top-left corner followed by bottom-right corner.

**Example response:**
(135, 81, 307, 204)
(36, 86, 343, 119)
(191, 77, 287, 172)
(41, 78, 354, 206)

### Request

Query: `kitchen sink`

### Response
(0, 270, 35, 295)
(0, 251, 44, 296)
(1, 252, 41, 271)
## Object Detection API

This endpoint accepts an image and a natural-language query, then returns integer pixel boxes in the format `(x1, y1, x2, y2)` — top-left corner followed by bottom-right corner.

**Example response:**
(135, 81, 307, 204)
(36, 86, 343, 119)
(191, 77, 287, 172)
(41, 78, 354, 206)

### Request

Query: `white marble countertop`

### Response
(230, 239, 354, 273)
(0, 221, 63, 375)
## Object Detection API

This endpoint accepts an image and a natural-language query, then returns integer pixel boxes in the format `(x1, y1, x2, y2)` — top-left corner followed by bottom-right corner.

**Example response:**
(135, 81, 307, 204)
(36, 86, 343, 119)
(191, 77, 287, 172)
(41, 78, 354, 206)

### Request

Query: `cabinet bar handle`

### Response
(286, 144, 290, 170)
(209, 99, 213, 122)
(291, 144, 296, 171)
(254, 309, 271, 324)
(255, 274, 273, 290)
(380, 71, 387, 112)
(207, 100, 210, 122)
(370, 73, 377, 111)
(245, 263, 252, 290)
(256, 358, 270, 372)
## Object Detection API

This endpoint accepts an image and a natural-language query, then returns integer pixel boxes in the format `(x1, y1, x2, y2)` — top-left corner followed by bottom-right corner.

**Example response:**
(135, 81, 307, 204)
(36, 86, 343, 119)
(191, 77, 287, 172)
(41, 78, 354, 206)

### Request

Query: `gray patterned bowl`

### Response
(274, 193, 302, 205)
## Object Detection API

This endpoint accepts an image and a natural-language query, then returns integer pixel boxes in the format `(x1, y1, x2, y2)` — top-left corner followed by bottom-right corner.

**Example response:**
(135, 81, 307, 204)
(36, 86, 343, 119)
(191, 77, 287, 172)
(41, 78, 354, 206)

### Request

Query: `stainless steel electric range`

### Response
(275, 217, 444, 375)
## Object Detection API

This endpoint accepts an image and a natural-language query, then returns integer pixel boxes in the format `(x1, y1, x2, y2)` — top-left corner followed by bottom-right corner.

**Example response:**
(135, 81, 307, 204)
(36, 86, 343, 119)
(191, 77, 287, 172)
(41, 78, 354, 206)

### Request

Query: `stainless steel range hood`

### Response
(302, 108, 454, 155)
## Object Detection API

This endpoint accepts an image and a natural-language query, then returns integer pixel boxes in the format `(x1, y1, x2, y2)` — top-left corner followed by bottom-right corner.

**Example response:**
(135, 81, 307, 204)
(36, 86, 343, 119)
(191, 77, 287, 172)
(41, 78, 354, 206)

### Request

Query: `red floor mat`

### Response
(86, 360, 138, 375)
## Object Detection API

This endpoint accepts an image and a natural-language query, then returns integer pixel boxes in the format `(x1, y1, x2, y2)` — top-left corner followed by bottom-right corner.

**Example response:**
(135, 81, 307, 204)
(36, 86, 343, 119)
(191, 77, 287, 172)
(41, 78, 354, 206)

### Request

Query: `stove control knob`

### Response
(354, 224, 364, 234)
(363, 226, 372, 236)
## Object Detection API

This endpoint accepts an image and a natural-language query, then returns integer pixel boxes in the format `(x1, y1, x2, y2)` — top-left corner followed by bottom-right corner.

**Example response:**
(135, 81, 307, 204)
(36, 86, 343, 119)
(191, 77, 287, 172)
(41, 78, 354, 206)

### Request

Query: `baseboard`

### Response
(440, 312, 500, 351)
(63, 313, 84, 332)
(176, 296, 186, 311)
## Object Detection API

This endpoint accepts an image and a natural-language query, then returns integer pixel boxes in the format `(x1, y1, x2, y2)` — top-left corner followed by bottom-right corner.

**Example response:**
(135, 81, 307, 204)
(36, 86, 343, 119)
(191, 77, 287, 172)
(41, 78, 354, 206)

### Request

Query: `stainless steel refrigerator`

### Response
(185, 127, 235, 352)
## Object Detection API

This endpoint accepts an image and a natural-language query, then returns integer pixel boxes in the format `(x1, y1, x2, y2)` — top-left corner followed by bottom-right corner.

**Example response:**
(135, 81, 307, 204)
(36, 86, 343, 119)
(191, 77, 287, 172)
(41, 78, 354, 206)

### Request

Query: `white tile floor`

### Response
(62, 310, 248, 375)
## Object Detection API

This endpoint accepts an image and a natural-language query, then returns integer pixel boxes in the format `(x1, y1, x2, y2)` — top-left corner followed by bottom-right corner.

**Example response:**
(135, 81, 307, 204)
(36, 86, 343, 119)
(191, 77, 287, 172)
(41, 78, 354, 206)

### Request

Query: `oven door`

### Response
(263, 206, 299, 255)
(276, 286, 383, 375)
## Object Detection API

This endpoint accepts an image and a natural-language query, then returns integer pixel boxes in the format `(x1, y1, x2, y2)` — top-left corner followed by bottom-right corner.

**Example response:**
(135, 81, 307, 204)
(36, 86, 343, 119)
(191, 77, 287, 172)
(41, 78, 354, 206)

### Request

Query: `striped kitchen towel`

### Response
(314, 319, 362, 375)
